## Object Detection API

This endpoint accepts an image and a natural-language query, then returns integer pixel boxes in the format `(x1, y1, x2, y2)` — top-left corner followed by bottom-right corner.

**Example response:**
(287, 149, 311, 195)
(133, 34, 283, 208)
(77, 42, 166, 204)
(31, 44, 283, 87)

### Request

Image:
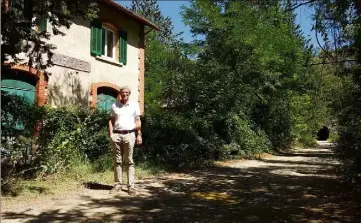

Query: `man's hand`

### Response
(136, 135, 142, 145)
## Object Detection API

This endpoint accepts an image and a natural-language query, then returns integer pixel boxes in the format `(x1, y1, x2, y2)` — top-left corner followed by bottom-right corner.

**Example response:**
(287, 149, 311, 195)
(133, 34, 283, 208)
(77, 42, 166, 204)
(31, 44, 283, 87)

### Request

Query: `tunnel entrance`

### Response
(317, 126, 329, 141)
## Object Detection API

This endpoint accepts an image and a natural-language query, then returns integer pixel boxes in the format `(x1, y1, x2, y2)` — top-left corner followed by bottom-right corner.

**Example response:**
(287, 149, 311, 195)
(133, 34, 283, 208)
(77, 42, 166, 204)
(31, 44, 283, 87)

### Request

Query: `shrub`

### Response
(298, 134, 318, 147)
(92, 153, 113, 172)
(336, 107, 361, 185)
(225, 113, 271, 156)
(1, 92, 112, 179)
(136, 114, 219, 169)
(36, 106, 110, 174)
(1, 93, 44, 181)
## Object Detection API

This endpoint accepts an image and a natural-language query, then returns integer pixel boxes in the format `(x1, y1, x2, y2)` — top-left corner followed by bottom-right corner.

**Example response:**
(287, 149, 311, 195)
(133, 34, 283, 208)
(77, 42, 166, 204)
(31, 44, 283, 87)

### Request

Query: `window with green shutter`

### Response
(103, 28, 116, 59)
(38, 14, 47, 32)
(90, 20, 103, 56)
(119, 30, 127, 64)
(90, 21, 128, 64)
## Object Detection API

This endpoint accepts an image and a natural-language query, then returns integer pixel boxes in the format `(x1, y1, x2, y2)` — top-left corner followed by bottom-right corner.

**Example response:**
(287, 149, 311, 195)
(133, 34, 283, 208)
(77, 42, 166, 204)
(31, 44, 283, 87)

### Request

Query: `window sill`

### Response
(95, 56, 124, 67)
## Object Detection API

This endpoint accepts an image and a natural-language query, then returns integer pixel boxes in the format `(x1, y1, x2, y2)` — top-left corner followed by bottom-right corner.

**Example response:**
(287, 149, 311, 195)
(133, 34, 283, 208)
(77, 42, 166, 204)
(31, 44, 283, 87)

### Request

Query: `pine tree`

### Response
(128, 0, 178, 45)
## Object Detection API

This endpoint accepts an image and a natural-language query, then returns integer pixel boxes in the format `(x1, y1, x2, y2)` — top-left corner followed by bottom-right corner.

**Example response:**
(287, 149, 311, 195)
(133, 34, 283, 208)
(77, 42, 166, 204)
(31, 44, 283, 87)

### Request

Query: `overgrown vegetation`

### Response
(133, 0, 361, 187)
(305, 0, 361, 186)
(2, 0, 361, 196)
(1, 95, 110, 184)
(132, 0, 332, 167)
(1, 94, 164, 196)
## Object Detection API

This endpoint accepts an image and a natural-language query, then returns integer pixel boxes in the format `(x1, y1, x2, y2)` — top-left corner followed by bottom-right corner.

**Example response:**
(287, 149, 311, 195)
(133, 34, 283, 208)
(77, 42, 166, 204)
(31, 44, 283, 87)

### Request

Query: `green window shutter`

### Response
(119, 30, 127, 64)
(90, 20, 103, 56)
(39, 15, 47, 32)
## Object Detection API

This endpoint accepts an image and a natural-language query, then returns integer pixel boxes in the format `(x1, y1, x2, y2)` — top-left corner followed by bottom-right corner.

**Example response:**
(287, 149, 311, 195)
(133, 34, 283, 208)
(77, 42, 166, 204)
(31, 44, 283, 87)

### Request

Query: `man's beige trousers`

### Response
(110, 132, 136, 189)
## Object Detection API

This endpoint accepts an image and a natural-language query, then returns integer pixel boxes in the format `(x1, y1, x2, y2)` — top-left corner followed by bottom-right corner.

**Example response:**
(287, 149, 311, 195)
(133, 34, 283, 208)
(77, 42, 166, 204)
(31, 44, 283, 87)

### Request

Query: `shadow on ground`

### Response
(2, 143, 361, 223)
(83, 182, 113, 191)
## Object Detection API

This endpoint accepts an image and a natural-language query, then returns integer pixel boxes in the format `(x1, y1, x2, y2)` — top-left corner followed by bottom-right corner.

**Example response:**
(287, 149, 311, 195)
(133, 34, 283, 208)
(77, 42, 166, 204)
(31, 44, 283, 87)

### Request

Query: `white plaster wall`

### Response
(45, 9, 141, 107)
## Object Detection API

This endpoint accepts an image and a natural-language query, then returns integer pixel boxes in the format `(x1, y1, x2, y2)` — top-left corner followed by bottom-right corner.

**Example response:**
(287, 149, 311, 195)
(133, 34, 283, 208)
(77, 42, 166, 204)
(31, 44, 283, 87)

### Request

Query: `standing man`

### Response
(108, 85, 142, 195)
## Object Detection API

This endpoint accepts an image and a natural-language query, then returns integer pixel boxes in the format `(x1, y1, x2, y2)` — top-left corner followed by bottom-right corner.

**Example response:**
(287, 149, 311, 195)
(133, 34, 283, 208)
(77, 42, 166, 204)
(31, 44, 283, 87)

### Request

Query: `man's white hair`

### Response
(120, 85, 131, 94)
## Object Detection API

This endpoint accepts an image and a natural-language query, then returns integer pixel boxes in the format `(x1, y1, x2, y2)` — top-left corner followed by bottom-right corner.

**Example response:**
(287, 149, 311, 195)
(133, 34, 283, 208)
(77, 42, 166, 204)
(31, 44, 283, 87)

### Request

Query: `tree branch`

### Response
(307, 59, 357, 66)
(286, 0, 317, 11)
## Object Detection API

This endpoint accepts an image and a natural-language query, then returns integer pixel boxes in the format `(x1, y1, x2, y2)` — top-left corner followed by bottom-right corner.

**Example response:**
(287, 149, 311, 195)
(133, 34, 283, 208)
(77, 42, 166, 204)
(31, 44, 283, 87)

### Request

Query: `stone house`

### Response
(1, 0, 159, 114)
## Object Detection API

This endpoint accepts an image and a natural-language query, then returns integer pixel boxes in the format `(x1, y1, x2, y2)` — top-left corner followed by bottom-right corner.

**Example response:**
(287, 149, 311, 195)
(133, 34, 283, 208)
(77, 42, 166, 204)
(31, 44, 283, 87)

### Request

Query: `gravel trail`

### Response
(2, 141, 360, 223)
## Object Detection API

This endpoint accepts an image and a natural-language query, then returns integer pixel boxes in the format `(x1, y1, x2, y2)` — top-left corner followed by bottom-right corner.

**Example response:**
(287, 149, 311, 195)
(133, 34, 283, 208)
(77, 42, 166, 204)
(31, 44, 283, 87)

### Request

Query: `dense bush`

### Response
(1, 93, 111, 178)
(1, 92, 44, 139)
(136, 1, 329, 168)
(1, 92, 45, 180)
(35, 106, 111, 174)
(224, 113, 271, 156)
(137, 114, 220, 169)
(5, 0, 356, 183)
(335, 88, 361, 185)
(136, 111, 274, 169)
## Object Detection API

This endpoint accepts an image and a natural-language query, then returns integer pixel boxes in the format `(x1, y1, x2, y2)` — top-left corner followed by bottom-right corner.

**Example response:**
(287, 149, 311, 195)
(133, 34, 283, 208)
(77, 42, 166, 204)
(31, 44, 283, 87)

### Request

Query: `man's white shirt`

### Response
(110, 101, 141, 131)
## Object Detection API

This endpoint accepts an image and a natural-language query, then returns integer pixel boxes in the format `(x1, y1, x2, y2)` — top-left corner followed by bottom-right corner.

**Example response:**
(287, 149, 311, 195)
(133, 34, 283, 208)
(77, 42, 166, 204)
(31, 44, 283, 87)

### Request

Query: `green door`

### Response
(97, 93, 116, 111)
(1, 78, 36, 131)
(1, 79, 35, 103)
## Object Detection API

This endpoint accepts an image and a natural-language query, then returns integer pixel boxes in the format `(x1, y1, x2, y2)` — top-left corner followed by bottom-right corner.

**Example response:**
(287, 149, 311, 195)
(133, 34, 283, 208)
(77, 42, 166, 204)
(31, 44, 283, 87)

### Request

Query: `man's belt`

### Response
(113, 129, 136, 134)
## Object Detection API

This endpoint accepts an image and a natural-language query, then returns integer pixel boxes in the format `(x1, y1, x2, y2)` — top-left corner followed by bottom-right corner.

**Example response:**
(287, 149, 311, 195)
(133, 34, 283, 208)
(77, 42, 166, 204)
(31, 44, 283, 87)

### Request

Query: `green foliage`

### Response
(143, 31, 180, 115)
(133, 0, 333, 169)
(290, 93, 323, 146)
(303, 0, 361, 185)
(7, 0, 361, 189)
(1, 92, 45, 181)
(1, 92, 44, 138)
(1, 92, 111, 179)
(337, 113, 361, 184)
(129, 0, 178, 45)
(175, 1, 315, 150)
(328, 132, 339, 143)
(136, 115, 219, 169)
(255, 95, 294, 150)
(225, 113, 271, 155)
(335, 85, 361, 184)
(36, 106, 110, 174)
(91, 153, 113, 173)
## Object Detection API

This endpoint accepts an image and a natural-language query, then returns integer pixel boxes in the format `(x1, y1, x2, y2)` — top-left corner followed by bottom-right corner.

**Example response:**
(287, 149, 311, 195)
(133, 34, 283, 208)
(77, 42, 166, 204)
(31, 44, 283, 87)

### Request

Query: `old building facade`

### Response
(1, 0, 159, 114)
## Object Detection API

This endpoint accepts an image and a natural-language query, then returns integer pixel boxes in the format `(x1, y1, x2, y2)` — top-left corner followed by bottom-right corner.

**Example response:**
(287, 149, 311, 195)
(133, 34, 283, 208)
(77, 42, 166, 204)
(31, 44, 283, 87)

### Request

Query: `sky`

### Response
(116, 1, 320, 48)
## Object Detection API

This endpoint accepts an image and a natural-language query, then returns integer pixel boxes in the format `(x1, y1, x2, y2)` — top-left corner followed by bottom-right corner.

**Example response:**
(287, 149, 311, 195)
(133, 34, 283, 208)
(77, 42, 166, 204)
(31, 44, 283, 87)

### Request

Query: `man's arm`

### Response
(135, 116, 142, 145)
(108, 116, 115, 137)
(135, 116, 141, 132)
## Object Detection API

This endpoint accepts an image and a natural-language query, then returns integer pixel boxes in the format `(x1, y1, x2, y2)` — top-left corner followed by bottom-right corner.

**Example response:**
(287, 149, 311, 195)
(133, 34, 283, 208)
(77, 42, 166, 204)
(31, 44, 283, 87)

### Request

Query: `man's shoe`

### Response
(128, 187, 137, 196)
(109, 184, 122, 194)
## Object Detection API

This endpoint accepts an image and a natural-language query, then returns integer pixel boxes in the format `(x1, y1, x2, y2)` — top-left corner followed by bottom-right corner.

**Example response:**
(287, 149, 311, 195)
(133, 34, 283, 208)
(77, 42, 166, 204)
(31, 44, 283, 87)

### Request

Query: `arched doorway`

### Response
(1, 69, 39, 137)
(1, 63, 48, 106)
(1, 64, 47, 154)
(1, 69, 37, 104)
(90, 82, 120, 111)
(96, 87, 118, 111)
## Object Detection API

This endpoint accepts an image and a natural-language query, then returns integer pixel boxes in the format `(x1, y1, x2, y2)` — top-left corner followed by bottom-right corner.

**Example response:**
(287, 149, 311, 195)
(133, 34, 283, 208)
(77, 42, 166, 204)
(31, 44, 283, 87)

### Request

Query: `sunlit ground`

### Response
(2, 142, 360, 223)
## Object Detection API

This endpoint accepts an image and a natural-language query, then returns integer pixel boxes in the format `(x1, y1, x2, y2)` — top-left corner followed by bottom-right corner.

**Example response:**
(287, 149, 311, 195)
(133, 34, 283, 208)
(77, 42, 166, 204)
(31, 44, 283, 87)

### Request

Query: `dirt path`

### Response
(2, 141, 360, 223)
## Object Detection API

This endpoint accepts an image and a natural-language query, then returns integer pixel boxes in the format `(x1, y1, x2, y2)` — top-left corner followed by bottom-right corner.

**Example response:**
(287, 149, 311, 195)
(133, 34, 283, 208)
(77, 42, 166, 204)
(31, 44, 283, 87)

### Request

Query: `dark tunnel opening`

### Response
(317, 126, 329, 141)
